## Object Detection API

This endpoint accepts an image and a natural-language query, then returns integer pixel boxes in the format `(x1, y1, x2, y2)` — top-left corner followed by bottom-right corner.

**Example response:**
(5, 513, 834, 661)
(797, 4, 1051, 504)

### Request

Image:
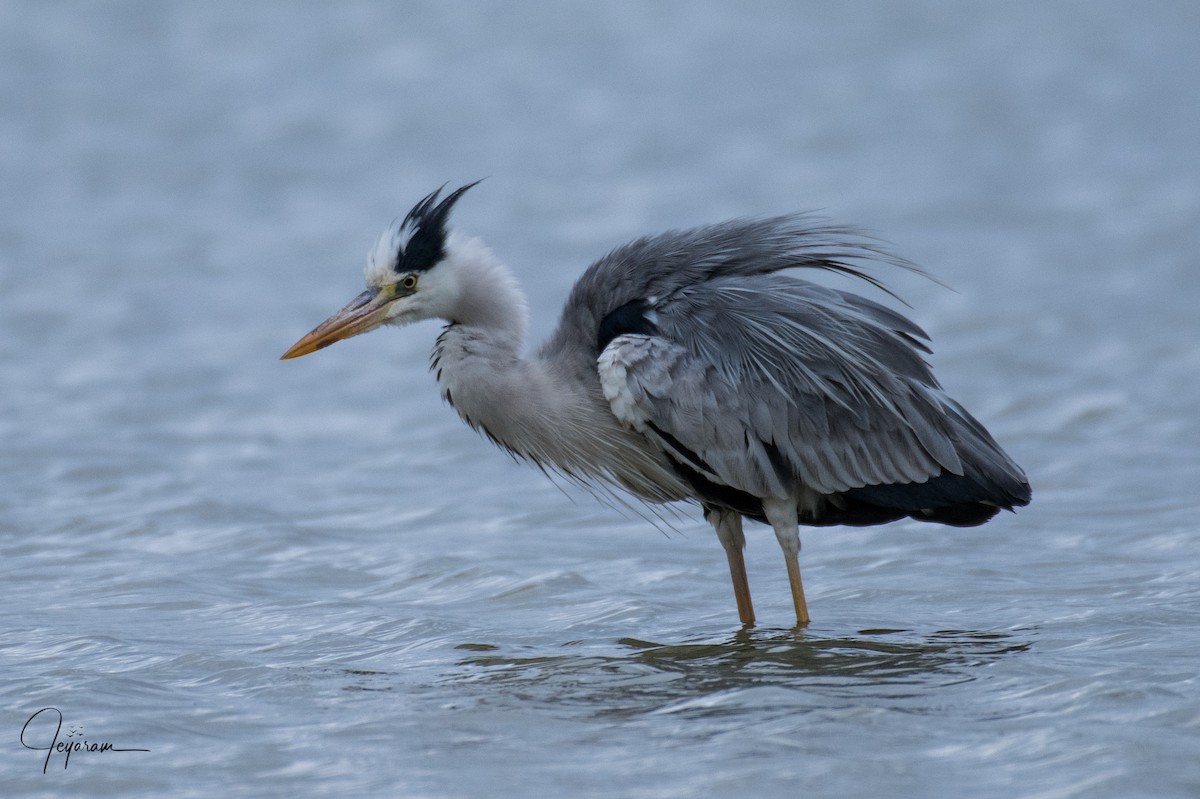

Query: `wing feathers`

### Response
(576, 215, 1029, 522)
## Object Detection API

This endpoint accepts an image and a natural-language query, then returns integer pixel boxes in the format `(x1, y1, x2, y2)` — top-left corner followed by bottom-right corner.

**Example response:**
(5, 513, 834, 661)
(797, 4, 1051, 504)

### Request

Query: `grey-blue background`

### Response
(2, 2, 1198, 797)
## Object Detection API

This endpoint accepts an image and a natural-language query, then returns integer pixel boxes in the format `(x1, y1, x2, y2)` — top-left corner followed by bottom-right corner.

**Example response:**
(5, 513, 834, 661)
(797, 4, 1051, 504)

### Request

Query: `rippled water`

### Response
(3, 2, 1199, 797)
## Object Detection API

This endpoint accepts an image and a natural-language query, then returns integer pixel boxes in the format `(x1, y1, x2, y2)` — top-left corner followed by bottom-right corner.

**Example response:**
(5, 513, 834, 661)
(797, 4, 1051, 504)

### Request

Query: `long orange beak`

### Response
(281, 289, 391, 359)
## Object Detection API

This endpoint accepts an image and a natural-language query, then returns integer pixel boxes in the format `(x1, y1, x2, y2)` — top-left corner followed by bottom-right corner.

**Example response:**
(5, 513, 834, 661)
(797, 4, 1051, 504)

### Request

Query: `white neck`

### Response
(433, 233, 530, 340)
(427, 237, 684, 501)
(430, 237, 569, 455)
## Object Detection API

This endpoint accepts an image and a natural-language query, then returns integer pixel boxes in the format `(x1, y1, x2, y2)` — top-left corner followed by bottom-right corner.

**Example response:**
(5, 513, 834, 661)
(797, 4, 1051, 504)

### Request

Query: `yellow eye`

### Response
(400, 274, 418, 290)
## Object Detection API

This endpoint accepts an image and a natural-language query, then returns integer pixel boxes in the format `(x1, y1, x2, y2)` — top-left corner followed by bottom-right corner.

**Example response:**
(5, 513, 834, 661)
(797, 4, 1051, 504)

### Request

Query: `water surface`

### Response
(2, 2, 1199, 797)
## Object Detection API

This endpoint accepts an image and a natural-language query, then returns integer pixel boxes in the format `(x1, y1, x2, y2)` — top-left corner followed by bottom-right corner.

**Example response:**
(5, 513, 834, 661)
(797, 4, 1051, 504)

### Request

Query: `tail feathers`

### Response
(840, 446, 1030, 528)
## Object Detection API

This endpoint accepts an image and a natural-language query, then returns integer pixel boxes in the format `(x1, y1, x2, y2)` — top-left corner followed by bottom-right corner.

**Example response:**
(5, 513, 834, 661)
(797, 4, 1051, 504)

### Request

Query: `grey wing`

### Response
(539, 214, 919, 387)
(597, 275, 1030, 525)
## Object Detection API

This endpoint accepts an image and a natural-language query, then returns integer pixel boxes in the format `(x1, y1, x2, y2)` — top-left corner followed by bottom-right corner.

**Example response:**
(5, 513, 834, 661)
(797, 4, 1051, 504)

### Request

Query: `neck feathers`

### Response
(428, 237, 686, 503)
(430, 234, 541, 454)
(441, 232, 529, 347)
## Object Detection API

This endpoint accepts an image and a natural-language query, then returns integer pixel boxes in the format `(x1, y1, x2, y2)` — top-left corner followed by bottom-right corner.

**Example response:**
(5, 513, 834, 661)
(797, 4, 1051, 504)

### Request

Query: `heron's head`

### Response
(281, 181, 483, 360)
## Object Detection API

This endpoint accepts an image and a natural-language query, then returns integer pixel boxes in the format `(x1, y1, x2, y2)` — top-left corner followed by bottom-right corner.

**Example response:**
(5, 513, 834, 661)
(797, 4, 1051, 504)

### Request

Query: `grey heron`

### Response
(282, 183, 1030, 626)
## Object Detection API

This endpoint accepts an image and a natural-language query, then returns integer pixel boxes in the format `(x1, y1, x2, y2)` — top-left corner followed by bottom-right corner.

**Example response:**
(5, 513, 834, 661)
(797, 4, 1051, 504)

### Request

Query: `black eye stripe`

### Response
(390, 181, 481, 274)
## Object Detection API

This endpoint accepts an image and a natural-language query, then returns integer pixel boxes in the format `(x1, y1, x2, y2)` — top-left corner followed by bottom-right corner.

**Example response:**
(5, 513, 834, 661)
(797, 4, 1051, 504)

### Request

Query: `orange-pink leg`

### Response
(707, 508, 756, 625)
(764, 498, 811, 627)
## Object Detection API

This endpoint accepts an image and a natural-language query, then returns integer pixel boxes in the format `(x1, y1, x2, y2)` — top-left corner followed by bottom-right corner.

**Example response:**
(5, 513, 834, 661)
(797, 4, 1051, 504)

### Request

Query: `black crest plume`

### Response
(394, 181, 481, 273)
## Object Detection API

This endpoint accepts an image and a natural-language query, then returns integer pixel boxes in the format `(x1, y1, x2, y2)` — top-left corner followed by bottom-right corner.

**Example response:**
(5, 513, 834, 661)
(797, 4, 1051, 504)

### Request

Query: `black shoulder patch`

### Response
(597, 298, 657, 353)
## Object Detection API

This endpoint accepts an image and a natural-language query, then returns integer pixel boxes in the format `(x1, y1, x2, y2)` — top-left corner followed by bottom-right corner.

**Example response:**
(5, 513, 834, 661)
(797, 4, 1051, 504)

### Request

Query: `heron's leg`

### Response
(705, 507, 755, 625)
(763, 498, 810, 627)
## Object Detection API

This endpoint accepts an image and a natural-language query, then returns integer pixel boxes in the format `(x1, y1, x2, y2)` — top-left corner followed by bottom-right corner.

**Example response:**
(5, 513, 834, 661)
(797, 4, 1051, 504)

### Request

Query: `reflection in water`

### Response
(445, 628, 1032, 717)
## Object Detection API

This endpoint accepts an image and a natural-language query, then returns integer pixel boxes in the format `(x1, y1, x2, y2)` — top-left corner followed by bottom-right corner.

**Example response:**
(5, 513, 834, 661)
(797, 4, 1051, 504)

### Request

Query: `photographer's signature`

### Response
(20, 707, 149, 773)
